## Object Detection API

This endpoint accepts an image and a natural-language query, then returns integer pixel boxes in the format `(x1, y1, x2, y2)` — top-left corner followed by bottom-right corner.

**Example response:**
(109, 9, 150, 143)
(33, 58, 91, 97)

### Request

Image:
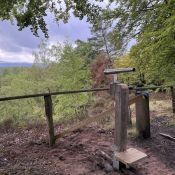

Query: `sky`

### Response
(0, 15, 91, 63)
(0, 0, 134, 64)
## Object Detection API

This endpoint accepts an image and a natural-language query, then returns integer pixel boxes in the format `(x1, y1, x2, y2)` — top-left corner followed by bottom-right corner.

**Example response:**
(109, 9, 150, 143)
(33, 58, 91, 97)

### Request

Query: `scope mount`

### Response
(104, 68, 135, 83)
(104, 68, 135, 75)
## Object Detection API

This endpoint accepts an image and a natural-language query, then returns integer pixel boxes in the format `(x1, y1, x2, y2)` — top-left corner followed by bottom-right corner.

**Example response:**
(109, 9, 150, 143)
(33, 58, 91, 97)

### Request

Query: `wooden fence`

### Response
(0, 86, 174, 147)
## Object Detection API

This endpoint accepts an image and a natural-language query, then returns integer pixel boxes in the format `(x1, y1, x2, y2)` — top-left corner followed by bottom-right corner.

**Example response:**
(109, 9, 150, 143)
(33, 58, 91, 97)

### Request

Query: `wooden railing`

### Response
(0, 87, 110, 146)
(0, 87, 109, 101)
(0, 86, 174, 147)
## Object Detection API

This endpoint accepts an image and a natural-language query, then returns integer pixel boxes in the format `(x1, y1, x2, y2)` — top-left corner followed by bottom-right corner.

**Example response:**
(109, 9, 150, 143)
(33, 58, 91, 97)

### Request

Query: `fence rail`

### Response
(0, 87, 110, 102)
(0, 85, 174, 146)
(0, 85, 173, 102)
(132, 85, 172, 91)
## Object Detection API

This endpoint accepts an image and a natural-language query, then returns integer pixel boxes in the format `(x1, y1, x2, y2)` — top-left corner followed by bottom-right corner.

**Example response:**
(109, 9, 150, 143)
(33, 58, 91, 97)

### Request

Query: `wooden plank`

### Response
(55, 95, 140, 140)
(114, 83, 129, 152)
(129, 95, 143, 105)
(128, 94, 143, 126)
(171, 87, 175, 114)
(115, 148, 147, 165)
(55, 107, 114, 139)
(135, 94, 150, 138)
(44, 95, 55, 147)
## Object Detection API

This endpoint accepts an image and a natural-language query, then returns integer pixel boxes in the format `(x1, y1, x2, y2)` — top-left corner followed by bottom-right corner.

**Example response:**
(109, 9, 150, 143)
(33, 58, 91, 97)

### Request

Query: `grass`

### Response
(149, 99, 172, 114)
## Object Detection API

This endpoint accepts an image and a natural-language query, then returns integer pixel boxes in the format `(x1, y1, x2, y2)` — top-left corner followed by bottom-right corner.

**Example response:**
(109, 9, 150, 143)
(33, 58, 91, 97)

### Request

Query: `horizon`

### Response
(0, 60, 34, 63)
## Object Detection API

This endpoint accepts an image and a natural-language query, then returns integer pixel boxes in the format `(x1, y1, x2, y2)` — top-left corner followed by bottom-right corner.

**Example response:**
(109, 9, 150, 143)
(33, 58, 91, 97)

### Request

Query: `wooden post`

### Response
(44, 95, 55, 147)
(110, 80, 148, 169)
(111, 83, 129, 170)
(171, 87, 175, 114)
(135, 93, 150, 138)
(112, 83, 129, 152)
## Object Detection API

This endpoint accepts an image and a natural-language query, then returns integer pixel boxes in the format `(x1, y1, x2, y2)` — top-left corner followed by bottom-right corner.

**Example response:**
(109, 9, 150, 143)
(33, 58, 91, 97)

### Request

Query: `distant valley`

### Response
(0, 61, 33, 67)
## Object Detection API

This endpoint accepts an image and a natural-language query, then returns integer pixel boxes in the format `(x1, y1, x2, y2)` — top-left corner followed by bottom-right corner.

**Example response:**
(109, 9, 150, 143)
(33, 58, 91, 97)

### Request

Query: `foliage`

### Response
(0, 42, 91, 125)
(130, 10, 175, 85)
(104, 0, 175, 85)
(88, 18, 124, 66)
(103, 0, 169, 47)
(0, 0, 101, 37)
(75, 40, 99, 65)
(54, 44, 91, 121)
(1, 0, 175, 126)
(89, 20, 113, 60)
(114, 54, 138, 85)
(91, 54, 112, 87)
(0, 67, 45, 125)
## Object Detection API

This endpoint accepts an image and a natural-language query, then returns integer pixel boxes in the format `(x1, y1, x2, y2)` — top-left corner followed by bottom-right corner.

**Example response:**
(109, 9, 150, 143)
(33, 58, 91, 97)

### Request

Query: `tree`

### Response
(91, 54, 112, 87)
(114, 54, 144, 86)
(33, 40, 53, 66)
(126, 0, 175, 85)
(33, 41, 92, 120)
(53, 43, 91, 121)
(88, 19, 122, 64)
(103, 1, 169, 47)
(75, 40, 99, 65)
(0, 0, 101, 37)
(103, 0, 175, 85)
(0, 41, 91, 125)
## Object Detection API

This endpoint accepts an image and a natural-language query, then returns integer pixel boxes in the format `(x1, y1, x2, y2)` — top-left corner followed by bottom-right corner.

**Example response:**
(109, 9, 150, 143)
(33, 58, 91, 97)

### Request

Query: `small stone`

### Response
(59, 155, 65, 161)
(104, 163, 113, 172)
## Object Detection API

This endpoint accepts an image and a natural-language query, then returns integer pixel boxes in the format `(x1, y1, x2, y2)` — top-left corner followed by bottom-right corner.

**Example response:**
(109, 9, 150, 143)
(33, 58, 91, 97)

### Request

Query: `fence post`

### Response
(110, 83, 129, 170)
(171, 87, 175, 114)
(110, 83, 129, 151)
(44, 95, 55, 147)
(135, 93, 150, 138)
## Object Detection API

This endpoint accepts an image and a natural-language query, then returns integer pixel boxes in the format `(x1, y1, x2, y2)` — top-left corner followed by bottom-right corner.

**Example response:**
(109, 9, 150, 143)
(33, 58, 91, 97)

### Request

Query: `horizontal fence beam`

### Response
(0, 87, 110, 102)
(0, 85, 174, 102)
(130, 85, 173, 91)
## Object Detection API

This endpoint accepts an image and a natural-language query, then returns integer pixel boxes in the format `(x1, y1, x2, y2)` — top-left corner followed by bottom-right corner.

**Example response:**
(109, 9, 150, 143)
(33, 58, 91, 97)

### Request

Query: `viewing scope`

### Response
(104, 68, 135, 75)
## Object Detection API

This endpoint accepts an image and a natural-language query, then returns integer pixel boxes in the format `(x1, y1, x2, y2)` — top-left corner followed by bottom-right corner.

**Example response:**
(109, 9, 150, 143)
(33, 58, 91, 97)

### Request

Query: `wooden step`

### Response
(115, 148, 147, 165)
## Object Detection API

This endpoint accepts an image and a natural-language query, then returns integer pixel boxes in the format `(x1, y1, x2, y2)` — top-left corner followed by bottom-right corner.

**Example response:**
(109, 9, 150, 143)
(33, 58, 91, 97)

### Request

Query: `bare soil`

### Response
(0, 93, 175, 175)
(0, 113, 175, 175)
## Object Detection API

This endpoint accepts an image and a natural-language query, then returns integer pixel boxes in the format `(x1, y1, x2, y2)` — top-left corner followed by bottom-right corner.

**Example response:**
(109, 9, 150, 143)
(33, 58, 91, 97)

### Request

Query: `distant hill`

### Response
(0, 61, 33, 68)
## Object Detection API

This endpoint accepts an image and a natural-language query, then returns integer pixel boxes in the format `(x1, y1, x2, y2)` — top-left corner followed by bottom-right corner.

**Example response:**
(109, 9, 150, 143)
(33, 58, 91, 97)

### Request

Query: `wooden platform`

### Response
(115, 148, 147, 165)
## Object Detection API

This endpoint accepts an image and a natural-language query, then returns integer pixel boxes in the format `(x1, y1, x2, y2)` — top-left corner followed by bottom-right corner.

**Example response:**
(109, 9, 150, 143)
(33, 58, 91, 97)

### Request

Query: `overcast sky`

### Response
(0, 14, 91, 63)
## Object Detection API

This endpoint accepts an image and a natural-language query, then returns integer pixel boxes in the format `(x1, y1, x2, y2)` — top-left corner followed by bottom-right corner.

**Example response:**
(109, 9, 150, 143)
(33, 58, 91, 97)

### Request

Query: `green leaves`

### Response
(104, 0, 175, 85)
(0, 41, 91, 125)
(53, 44, 91, 121)
(0, 0, 101, 37)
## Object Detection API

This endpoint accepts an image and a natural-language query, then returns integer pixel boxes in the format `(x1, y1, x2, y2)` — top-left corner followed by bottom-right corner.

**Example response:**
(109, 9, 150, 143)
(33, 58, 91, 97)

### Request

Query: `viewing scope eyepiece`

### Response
(104, 68, 135, 75)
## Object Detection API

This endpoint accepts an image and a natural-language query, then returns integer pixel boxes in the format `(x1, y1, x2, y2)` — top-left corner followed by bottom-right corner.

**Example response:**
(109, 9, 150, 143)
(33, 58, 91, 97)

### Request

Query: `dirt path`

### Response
(0, 114, 175, 175)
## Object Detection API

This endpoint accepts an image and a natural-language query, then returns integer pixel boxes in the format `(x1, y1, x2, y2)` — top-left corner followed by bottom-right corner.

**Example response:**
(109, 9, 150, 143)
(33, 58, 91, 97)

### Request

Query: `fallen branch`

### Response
(159, 133, 175, 141)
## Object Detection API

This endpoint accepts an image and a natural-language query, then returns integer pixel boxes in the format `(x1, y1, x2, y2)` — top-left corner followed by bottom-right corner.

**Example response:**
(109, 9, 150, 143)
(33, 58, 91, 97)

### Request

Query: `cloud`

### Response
(0, 48, 34, 62)
(0, 21, 40, 62)
(0, 14, 91, 63)
(46, 13, 91, 43)
(0, 21, 40, 50)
